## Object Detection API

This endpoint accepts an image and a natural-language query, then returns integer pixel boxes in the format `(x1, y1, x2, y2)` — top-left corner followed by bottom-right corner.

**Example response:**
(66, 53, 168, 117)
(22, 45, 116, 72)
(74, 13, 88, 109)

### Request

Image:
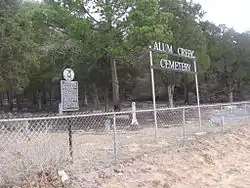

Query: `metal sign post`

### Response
(149, 46, 158, 142)
(193, 60, 201, 129)
(60, 68, 79, 161)
(149, 42, 202, 133)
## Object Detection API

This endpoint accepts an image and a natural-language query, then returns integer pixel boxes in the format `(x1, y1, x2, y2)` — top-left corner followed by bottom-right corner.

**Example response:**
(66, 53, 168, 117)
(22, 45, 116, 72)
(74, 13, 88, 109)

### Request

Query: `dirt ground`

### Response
(73, 126, 250, 188)
(1, 123, 249, 187)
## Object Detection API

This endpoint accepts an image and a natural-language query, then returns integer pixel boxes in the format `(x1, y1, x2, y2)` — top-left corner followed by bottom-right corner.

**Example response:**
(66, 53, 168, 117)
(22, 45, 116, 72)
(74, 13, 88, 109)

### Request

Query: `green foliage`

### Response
(1, 0, 250, 109)
(0, 1, 39, 92)
(126, 0, 173, 50)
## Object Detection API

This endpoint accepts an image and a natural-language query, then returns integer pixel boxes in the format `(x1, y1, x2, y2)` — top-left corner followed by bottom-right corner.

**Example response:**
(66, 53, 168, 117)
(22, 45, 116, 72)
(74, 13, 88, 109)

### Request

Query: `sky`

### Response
(194, 0, 250, 33)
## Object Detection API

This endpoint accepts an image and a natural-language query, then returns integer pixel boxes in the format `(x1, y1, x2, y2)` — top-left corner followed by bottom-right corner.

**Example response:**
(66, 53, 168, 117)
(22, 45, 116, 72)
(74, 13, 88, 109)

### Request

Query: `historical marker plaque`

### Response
(60, 80, 79, 111)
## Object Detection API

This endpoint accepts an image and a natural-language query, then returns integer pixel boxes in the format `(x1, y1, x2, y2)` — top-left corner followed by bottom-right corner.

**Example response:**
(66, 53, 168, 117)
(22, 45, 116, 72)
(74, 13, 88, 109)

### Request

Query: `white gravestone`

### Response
(131, 102, 139, 126)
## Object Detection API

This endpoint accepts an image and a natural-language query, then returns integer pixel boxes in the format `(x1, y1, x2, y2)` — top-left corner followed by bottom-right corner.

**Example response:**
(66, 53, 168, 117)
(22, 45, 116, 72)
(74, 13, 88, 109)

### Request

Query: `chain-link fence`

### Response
(0, 101, 249, 186)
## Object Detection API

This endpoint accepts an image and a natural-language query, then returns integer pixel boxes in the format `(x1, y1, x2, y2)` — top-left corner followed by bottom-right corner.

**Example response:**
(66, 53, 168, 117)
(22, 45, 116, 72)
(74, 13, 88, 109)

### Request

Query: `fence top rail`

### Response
(0, 101, 249, 122)
(158, 100, 250, 111)
(0, 108, 155, 122)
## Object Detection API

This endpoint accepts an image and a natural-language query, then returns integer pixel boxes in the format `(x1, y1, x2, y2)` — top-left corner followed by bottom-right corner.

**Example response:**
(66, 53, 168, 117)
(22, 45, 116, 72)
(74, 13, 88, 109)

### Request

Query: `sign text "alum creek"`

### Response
(153, 42, 195, 58)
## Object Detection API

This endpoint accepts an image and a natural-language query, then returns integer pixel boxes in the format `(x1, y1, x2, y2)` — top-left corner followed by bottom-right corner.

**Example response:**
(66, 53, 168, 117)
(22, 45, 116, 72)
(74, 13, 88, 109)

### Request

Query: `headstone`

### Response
(104, 119, 111, 132)
(131, 102, 139, 126)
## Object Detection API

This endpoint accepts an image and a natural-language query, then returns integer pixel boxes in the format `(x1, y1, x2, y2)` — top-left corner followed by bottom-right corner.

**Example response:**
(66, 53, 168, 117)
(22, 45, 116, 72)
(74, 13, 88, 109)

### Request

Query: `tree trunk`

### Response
(104, 88, 109, 112)
(84, 92, 88, 106)
(50, 89, 53, 106)
(7, 91, 13, 112)
(110, 58, 120, 111)
(92, 83, 100, 109)
(184, 84, 189, 105)
(183, 75, 189, 104)
(204, 73, 209, 102)
(16, 94, 20, 110)
(229, 91, 233, 102)
(42, 91, 47, 105)
(0, 92, 3, 108)
(168, 84, 175, 108)
(227, 81, 234, 102)
(32, 93, 37, 105)
(37, 91, 42, 110)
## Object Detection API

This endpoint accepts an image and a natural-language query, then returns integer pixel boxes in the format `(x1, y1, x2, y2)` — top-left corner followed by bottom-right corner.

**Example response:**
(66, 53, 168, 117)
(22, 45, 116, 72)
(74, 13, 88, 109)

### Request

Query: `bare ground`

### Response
(75, 126, 250, 188)
(1, 124, 249, 187)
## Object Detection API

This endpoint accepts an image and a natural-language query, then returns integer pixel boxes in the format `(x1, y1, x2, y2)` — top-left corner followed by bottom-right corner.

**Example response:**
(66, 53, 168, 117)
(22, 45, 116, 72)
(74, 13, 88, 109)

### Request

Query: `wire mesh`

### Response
(0, 117, 69, 185)
(115, 110, 157, 162)
(157, 108, 183, 145)
(70, 114, 114, 171)
(0, 101, 250, 186)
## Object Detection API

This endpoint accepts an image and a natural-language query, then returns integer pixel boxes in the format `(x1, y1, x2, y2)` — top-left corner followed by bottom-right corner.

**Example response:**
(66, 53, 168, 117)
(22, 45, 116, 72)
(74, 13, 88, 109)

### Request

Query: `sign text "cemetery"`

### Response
(153, 42, 195, 58)
(160, 59, 191, 72)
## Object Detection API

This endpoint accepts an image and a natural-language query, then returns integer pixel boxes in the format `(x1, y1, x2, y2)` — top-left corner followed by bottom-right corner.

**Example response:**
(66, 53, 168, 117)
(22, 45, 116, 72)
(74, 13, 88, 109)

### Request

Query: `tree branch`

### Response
(81, 5, 100, 24)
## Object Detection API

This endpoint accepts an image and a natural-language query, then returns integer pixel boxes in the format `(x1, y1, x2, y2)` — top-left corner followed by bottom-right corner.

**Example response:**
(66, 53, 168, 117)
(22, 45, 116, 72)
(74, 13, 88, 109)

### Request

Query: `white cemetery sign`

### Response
(158, 59, 191, 72)
(60, 68, 79, 112)
(149, 41, 201, 138)
(152, 42, 195, 58)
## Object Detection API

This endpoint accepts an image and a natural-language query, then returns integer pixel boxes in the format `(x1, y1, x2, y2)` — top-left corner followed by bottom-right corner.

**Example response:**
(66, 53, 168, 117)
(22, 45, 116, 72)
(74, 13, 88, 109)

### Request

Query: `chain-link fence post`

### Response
(153, 108, 158, 143)
(244, 103, 247, 125)
(113, 114, 117, 163)
(68, 117, 73, 162)
(220, 105, 224, 132)
(182, 108, 186, 145)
